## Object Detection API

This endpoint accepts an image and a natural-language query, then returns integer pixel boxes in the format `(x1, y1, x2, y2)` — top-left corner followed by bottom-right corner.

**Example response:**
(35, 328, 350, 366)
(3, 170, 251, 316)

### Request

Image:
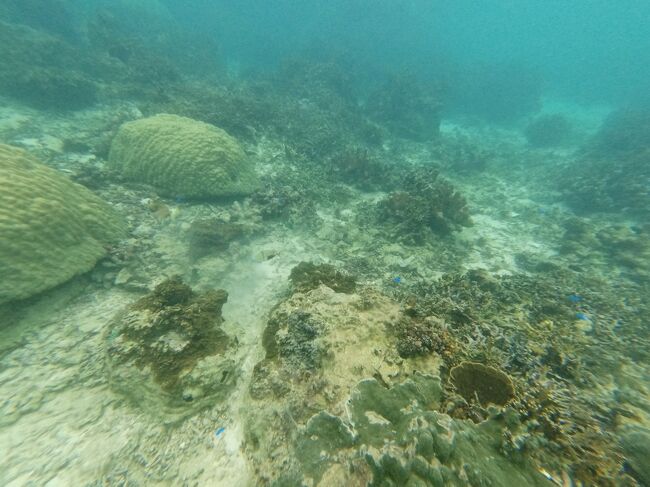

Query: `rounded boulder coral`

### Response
(0, 143, 125, 305)
(108, 114, 258, 198)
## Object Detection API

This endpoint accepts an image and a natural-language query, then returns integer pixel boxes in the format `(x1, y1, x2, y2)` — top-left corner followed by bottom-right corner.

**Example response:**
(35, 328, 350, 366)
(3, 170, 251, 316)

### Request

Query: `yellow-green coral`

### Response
(108, 114, 258, 198)
(0, 144, 125, 304)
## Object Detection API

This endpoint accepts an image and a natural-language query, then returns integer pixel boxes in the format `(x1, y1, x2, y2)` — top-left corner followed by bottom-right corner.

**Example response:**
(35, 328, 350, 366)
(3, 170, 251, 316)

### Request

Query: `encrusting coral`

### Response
(108, 114, 258, 198)
(0, 143, 125, 305)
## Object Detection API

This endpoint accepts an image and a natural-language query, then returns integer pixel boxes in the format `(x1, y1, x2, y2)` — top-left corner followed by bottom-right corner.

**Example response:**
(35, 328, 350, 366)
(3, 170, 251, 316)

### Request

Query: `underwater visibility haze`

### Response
(1, 0, 650, 485)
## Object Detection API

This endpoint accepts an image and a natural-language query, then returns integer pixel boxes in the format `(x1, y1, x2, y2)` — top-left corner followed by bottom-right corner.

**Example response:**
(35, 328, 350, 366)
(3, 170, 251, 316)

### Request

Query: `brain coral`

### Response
(108, 114, 258, 198)
(0, 144, 125, 305)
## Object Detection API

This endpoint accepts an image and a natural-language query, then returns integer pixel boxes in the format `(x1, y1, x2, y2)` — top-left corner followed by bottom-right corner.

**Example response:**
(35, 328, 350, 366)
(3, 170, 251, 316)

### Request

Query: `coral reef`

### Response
(328, 146, 388, 190)
(108, 114, 258, 199)
(560, 106, 650, 217)
(289, 262, 356, 294)
(245, 280, 551, 486)
(365, 74, 442, 141)
(560, 217, 650, 283)
(104, 276, 239, 422)
(620, 428, 650, 486)
(392, 316, 456, 359)
(0, 144, 125, 305)
(445, 61, 542, 123)
(272, 310, 326, 371)
(393, 269, 643, 484)
(0, 0, 79, 40)
(86, 7, 181, 86)
(2, 67, 97, 111)
(251, 178, 317, 223)
(431, 132, 491, 173)
(298, 375, 547, 486)
(2, 11, 647, 485)
(0, 20, 102, 110)
(378, 166, 472, 240)
(141, 61, 382, 159)
(275, 59, 357, 110)
(587, 107, 650, 156)
(524, 113, 575, 147)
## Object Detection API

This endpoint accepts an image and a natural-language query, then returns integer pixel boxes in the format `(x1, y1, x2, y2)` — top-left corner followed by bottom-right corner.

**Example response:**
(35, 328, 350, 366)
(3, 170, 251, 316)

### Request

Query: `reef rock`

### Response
(244, 281, 545, 486)
(104, 276, 239, 422)
(289, 261, 356, 294)
(108, 114, 258, 198)
(0, 144, 125, 305)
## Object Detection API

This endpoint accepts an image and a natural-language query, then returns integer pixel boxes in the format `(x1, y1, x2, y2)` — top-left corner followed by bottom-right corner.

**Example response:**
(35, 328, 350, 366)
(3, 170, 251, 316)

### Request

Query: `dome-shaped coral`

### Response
(108, 114, 258, 198)
(0, 143, 125, 305)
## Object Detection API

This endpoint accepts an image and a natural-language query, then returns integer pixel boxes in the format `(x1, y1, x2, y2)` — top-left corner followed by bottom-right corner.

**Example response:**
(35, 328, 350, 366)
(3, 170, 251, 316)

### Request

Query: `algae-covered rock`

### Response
(187, 218, 247, 260)
(108, 114, 258, 198)
(0, 144, 125, 305)
(450, 361, 515, 407)
(104, 276, 239, 422)
(620, 428, 650, 486)
(289, 261, 356, 294)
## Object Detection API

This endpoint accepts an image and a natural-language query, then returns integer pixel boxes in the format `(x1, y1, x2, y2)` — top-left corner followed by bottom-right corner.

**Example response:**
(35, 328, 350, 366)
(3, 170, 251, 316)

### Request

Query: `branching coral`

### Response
(379, 166, 472, 239)
(392, 269, 642, 485)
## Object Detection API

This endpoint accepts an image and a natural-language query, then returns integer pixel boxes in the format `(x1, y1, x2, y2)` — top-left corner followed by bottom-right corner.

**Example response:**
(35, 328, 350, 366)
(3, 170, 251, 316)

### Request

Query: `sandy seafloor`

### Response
(0, 98, 648, 486)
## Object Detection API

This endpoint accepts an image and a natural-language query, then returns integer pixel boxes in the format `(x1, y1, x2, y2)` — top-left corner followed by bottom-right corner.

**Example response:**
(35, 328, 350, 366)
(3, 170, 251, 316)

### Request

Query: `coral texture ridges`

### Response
(0, 143, 125, 305)
(108, 114, 258, 198)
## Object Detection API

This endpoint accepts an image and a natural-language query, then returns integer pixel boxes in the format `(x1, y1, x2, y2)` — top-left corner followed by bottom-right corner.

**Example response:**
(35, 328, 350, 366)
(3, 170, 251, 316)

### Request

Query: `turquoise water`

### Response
(0, 1, 649, 486)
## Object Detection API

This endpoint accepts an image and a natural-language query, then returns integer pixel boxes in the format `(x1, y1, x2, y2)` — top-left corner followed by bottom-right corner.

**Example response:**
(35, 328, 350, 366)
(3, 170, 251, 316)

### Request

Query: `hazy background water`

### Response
(5, 0, 650, 113)
(160, 0, 650, 105)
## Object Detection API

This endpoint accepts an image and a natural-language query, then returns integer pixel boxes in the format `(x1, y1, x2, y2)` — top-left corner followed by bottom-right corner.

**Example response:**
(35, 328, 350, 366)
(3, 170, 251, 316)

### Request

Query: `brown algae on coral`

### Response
(450, 361, 515, 407)
(104, 276, 239, 422)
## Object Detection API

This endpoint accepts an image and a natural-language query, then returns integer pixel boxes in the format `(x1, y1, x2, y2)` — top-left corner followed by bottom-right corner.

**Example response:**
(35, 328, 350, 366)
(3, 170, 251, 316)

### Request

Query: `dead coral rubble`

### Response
(187, 218, 248, 260)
